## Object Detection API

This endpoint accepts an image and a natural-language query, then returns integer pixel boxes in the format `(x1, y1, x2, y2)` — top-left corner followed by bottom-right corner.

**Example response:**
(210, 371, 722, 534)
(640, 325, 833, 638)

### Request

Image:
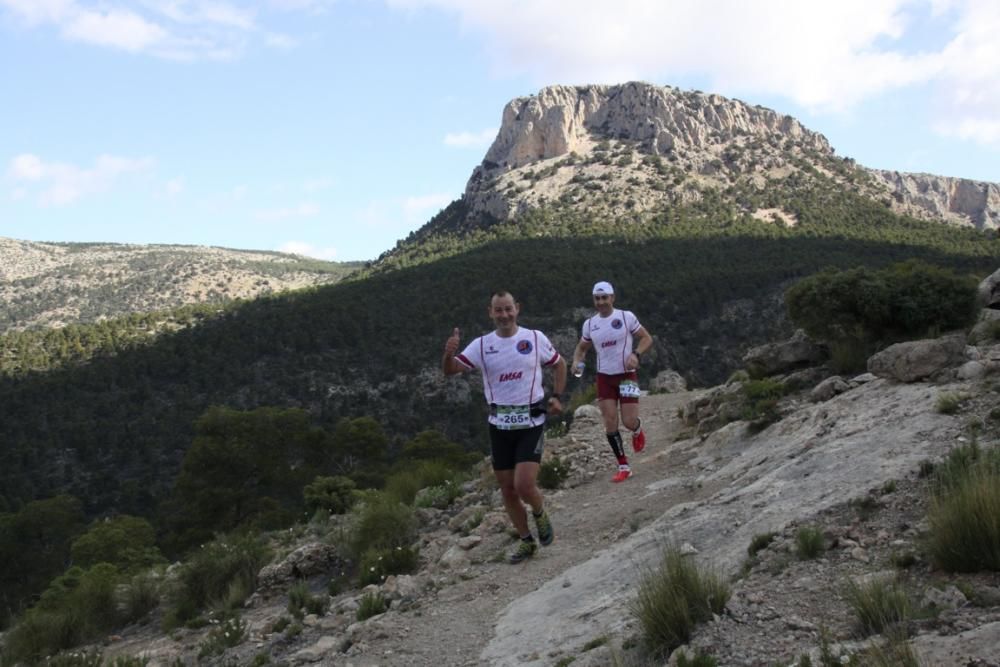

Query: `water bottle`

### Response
(572, 361, 585, 378)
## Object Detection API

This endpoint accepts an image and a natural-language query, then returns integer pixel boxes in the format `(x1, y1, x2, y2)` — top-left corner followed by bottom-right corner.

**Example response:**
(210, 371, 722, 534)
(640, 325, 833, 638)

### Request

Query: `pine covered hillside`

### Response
(0, 236, 361, 332)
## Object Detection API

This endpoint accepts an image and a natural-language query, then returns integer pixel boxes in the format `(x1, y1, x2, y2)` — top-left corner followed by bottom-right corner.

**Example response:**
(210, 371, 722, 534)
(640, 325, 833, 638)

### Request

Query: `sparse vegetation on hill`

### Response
(0, 237, 360, 332)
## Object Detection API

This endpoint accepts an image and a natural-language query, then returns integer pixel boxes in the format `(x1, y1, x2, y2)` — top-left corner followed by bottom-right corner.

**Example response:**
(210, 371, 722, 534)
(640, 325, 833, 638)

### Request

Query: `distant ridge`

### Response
(0, 236, 360, 332)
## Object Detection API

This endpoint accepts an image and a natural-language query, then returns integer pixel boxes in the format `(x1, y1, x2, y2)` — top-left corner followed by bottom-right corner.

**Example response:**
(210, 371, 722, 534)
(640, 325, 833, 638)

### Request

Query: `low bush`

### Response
(844, 577, 911, 637)
(537, 457, 571, 490)
(927, 460, 1000, 572)
(348, 494, 416, 561)
(163, 533, 270, 629)
(794, 526, 825, 560)
(747, 532, 777, 558)
(357, 545, 420, 586)
(383, 461, 457, 506)
(303, 475, 357, 515)
(197, 615, 247, 658)
(629, 547, 729, 659)
(356, 592, 388, 621)
(1, 563, 123, 663)
(287, 582, 328, 619)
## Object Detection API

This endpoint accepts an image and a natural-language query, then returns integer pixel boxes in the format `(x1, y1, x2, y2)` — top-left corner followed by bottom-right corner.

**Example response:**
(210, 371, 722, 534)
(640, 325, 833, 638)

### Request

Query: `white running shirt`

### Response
(455, 327, 561, 428)
(581, 308, 641, 375)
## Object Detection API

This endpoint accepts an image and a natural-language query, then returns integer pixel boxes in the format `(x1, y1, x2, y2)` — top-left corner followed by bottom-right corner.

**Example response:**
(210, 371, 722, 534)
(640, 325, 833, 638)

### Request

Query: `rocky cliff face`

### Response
(869, 170, 1000, 230)
(463, 82, 1000, 230)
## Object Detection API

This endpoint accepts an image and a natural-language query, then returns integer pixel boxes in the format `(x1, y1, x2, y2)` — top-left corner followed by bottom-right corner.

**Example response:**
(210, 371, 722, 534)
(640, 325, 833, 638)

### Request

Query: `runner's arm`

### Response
(442, 327, 468, 375)
(547, 355, 568, 414)
(626, 325, 653, 371)
(572, 338, 593, 367)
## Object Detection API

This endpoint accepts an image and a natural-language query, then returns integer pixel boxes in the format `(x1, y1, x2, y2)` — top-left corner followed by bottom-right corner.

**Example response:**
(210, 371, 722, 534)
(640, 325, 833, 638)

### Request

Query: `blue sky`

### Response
(2, 0, 998, 261)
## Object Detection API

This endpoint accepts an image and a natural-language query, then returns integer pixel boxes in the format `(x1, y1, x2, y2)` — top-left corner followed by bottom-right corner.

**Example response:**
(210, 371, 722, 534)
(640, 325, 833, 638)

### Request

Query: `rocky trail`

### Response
(101, 367, 1000, 667)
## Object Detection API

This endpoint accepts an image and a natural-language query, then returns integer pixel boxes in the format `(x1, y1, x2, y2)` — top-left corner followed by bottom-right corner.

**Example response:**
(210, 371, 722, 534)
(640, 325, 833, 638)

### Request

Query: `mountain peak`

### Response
(456, 81, 998, 231)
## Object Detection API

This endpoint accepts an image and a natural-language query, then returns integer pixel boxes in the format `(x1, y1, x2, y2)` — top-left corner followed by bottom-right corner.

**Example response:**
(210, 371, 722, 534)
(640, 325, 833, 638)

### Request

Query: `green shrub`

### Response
(122, 573, 160, 623)
(850, 495, 881, 521)
(287, 582, 328, 619)
(197, 615, 247, 658)
(747, 532, 777, 558)
(931, 441, 1000, 497)
(844, 577, 910, 636)
(628, 547, 729, 658)
(39, 652, 105, 666)
(741, 378, 786, 429)
(383, 461, 457, 506)
(537, 457, 571, 490)
(786, 260, 978, 348)
(413, 479, 464, 509)
(675, 650, 719, 667)
(398, 430, 478, 468)
(357, 545, 420, 586)
(70, 515, 166, 574)
(107, 656, 151, 667)
(356, 592, 388, 621)
(935, 392, 963, 414)
(795, 526, 825, 560)
(348, 494, 416, 560)
(163, 533, 270, 629)
(852, 634, 920, 667)
(303, 476, 357, 515)
(927, 464, 1000, 572)
(2, 563, 122, 663)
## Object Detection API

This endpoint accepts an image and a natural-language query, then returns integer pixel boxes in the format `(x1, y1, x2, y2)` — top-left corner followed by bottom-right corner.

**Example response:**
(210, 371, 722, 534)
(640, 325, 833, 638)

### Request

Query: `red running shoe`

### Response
(611, 466, 633, 483)
(632, 429, 646, 453)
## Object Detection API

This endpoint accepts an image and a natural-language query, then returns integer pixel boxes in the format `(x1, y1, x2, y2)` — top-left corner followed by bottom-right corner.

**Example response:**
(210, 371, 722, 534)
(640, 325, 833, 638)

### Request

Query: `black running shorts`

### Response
(488, 423, 545, 471)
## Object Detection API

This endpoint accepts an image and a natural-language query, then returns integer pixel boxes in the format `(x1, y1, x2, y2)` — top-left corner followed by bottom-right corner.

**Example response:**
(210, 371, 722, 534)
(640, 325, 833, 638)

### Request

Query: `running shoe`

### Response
(632, 429, 646, 453)
(534, 510, 554, 546)
(611, 465, 633, 483)
(509, 538, 538, 564)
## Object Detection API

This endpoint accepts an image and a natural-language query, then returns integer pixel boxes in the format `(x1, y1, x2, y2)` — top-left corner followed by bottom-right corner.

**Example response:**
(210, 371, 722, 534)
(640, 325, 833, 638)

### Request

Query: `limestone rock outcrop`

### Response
(870, 170, 1000, 231)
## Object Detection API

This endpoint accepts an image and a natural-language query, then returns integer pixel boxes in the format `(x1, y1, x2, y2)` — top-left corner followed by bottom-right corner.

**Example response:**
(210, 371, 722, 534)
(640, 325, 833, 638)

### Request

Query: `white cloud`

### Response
(389, 0, 1000, 147)
(264, 32, 297, 48)
(403, 193, 452, 222)
(6, 153, 154, 206)
(268, 0, 336, 12)
(255, 202, 321, 221)
(928, 0, 1000, 146)
(62, 8, 168, 51)
(444, 128, 497, 148)
(277, 240, 338, 260)
(0, 0, 275, 59)
(302, 176, 336, 193)
(165, 177, 184, 196)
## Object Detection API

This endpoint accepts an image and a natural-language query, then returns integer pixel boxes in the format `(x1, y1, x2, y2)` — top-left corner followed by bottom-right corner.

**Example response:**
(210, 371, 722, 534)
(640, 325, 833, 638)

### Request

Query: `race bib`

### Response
(619, 380, 642, 399)
(495, 405, 533, 430)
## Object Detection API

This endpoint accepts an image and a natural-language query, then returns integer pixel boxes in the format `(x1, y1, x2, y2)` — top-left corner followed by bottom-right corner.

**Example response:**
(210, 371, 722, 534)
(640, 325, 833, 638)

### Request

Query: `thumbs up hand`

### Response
(444, 327, 461, 356)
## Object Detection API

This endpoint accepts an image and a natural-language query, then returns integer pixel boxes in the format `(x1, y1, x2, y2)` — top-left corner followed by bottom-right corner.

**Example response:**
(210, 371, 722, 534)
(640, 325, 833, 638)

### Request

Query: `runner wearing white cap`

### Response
(571, 281, 653, 482)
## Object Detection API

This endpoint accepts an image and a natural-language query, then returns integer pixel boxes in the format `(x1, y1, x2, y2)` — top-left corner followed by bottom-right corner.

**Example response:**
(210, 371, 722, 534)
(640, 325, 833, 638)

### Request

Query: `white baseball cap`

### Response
(592, 281, 614, 295)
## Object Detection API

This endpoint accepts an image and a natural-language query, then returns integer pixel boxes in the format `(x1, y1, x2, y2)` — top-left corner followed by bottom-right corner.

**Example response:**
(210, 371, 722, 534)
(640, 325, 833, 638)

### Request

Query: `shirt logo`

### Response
(611, 318, 623, 329)
(499, 371, 523, 382)
(516, 340, 533, 354)
(601, 340, 618, 348)
(485, 345, 500, 355)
